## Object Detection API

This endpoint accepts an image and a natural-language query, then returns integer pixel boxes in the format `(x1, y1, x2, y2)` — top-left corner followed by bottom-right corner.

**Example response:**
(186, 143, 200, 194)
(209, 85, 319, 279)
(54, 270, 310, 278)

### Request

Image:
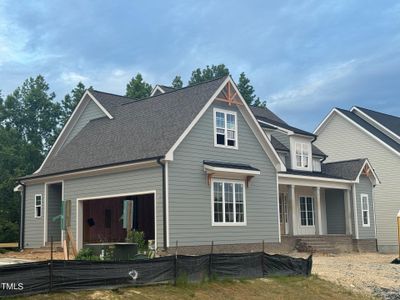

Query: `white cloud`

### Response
(267, 59, 358, 109)
(60, 72, 89, 85)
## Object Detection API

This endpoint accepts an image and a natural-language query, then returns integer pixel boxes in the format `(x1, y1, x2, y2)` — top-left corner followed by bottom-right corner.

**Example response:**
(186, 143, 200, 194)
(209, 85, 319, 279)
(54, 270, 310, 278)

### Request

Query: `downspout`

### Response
(18, 180, 26, 250)
(157, 157, 167, 250)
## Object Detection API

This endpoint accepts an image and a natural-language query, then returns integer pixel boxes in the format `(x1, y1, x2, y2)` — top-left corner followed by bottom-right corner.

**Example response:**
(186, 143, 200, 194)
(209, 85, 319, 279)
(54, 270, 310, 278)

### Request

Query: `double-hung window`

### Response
(295, 142, 309, 168)
(212, 180, 246, 225)
(361, 194, 370, 227)
(35, 194, 42, 218)
(214, 109, 237, 148)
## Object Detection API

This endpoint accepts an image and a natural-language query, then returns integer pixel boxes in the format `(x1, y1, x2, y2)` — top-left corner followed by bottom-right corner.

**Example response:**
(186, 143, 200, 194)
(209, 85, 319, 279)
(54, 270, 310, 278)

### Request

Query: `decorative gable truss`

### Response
(165, 76, 286, 172)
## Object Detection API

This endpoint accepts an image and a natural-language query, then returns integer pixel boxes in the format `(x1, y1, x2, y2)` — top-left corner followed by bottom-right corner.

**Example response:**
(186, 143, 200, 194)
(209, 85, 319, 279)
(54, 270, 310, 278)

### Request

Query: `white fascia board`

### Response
(86, 91, 113, 119)
(278, 175, 352, 190)
(150, 85, 165, 97)
(314, 108, 336, 135)
(14, 184, 23, 192)
(34, 90, 113, 174)
(351, 106, 400, 142)
(257, 119, 293, 135)
(279, 173, 354, 184)
(204, 165, 261, 175)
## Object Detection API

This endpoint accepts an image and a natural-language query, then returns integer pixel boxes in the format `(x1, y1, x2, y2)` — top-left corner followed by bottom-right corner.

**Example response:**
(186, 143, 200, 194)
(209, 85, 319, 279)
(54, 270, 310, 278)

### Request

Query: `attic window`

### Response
(214, 108, 238, 149)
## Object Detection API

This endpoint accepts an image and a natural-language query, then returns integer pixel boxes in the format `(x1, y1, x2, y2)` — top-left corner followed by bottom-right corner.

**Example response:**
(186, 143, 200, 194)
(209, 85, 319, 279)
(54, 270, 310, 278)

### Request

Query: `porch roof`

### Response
(203, 160, 260, 173)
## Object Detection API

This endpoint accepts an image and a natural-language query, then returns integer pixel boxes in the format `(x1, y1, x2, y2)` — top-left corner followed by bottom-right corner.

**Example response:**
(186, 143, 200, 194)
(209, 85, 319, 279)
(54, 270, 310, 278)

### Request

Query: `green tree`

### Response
(2, 75, 61, 152)
(188, 64, 229, 86)
(171, 75, 183, 89)
(237, 72, 266, 107)
(60, 82, 87, 126)
(0, 126, 42, 242)
(126, 73, 152, 99)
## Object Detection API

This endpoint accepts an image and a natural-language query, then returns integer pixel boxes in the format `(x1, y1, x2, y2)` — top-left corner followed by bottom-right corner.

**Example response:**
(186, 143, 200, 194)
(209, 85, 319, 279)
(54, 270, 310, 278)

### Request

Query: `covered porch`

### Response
(278, 176, 353, 237)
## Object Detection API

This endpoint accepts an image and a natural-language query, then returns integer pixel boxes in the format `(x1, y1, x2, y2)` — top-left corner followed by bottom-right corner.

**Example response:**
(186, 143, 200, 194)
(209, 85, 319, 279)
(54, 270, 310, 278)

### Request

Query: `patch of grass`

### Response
(10, 276, 373, 300)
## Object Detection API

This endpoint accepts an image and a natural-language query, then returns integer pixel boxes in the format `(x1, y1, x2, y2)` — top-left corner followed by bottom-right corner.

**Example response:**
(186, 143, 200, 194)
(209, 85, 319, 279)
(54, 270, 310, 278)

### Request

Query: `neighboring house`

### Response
(314, 107, 400, 253)
(15, 76, 379, 254)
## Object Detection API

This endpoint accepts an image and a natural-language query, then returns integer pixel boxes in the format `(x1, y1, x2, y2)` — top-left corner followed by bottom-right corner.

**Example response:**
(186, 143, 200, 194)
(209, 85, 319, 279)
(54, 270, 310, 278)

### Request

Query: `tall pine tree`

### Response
(60, 82, 88, 126)
(126, 73, 152, 99)
(171, 75, 183, 89)
(237, 72, 266, 107)
(188, 64, 229, 86)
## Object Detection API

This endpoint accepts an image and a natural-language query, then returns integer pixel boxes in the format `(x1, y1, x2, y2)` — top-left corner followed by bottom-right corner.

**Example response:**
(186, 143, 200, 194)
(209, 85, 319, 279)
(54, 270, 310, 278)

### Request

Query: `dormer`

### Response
(289, 135, 313, 171)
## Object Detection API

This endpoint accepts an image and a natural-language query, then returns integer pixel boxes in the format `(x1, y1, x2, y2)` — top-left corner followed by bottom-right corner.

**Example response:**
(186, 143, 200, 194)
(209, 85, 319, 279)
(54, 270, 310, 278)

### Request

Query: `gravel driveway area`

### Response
(312, 253, 400, 300)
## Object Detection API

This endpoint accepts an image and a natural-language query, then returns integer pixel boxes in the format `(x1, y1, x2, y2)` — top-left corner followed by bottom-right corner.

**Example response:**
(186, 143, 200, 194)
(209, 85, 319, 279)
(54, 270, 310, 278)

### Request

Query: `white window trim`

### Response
(34, 194, 42, 218)
(211, 179, 247, 226)
(299, 195, 314, 227)
(295, 142, 310, 170)
(361, 193, 370, 227)
(213, 108, 238, 150)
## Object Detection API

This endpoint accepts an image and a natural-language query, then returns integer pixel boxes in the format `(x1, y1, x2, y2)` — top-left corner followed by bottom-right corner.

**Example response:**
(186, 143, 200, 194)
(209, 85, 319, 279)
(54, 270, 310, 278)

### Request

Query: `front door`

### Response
(279, 193, 288, 235)
(297, 196, 315, 235)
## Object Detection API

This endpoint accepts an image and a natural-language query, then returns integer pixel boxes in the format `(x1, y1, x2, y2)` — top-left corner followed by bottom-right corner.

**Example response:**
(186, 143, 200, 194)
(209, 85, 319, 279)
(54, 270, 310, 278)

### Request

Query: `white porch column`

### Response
(288, 185, 296, 235)
(344, 189, 352, 235)
(313, 187, 322, 235)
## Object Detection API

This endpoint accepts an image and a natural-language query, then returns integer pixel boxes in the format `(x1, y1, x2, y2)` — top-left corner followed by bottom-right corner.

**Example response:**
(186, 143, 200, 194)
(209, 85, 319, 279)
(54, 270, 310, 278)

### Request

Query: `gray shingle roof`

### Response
(251, 106, 316, 137)
(24, 76, 228, 179)
(312, 144, 326, 157)
(321, 158, 367, 181)
(270, 136, 289, 152)
(336, 108, 400, 153)
(355, 106, 400, 137)
(281, 158, 368, 181)
(281, 169, 347, 180)
(250, 106, 288, 125)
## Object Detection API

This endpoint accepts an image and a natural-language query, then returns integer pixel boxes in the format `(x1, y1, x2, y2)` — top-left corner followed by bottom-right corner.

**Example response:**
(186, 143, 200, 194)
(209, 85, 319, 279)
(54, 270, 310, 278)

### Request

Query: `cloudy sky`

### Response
(1, 1, 399, 131)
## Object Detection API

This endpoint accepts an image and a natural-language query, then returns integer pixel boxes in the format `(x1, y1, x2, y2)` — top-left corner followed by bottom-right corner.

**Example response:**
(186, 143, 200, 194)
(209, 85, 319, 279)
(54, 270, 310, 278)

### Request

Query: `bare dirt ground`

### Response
(0, 249, 66, 261)
(311, 253, 400, 300)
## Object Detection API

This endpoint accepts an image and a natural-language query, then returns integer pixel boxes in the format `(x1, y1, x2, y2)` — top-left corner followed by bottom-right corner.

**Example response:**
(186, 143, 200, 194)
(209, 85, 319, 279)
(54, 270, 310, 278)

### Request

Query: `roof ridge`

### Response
(324, 158, 366, 165)
(91, 89, 137, 101)
(92, 75, 228, 105)
(121, 75, 229, 107)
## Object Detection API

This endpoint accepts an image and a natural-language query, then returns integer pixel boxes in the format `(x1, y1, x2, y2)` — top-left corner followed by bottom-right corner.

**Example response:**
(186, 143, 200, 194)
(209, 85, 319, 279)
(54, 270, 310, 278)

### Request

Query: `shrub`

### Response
(126, 230, 146, 252)
(75, 247, 99, 260)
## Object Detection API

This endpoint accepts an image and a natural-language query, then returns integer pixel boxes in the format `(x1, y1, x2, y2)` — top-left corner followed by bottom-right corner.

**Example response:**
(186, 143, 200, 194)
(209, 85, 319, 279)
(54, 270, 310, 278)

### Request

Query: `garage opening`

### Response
(82, 193, 155, 245)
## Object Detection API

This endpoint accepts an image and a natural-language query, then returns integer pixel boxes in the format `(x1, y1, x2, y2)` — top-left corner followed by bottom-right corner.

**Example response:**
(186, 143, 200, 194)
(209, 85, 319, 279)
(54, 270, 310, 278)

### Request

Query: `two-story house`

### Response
(15, 76, 379, 254)
(314, 107, 400, 253)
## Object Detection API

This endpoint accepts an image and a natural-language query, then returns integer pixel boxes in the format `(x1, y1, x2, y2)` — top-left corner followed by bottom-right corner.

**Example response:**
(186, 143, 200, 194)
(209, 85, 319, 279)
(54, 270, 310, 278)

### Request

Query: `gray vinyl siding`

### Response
(24, 183, 45, 248)
(47, 184, 62, 241)
(315, 113, 398, 251)
(168, 100, 279, 246)
(64, 100, 105, 146)
(355, 176, 375, 239)
(325, 189, 345, 234)
(63, 167, 163, 248)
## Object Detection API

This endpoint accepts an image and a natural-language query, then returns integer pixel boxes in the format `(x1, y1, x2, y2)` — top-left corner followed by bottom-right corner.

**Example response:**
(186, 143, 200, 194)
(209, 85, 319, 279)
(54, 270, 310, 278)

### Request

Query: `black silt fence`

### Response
(0, 253, 312, 297)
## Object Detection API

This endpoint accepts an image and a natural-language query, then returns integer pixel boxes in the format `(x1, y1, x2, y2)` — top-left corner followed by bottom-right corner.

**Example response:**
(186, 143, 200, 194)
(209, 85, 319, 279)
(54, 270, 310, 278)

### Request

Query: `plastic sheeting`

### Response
(0, 252, 312, 297)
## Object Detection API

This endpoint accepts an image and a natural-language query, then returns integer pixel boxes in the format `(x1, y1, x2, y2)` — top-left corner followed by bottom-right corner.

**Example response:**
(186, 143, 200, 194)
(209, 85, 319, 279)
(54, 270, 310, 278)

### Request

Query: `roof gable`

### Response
(34, 91, 112, 174)
(315, 108, 400, 156)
